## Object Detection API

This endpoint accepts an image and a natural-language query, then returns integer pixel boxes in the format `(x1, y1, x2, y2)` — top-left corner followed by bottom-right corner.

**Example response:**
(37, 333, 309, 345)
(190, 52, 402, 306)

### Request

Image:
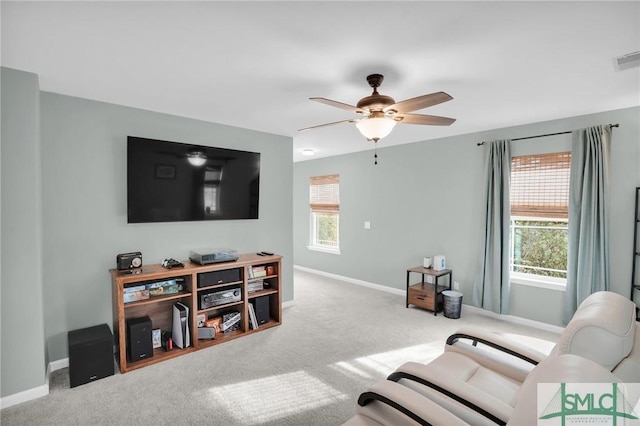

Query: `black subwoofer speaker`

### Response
(68, 323, 114, 388)
(250, 295, 270, 325)
(127, 316, 153, 362)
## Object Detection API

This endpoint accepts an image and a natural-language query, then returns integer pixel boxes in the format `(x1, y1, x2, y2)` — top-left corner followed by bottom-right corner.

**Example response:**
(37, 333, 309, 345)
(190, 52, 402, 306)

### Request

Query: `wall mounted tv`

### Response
(127, 136, 260, 223)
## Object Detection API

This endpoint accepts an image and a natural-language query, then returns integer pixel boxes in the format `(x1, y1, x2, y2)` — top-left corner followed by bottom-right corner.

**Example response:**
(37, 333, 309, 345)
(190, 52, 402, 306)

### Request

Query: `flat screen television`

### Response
(127, 136, 260, 223)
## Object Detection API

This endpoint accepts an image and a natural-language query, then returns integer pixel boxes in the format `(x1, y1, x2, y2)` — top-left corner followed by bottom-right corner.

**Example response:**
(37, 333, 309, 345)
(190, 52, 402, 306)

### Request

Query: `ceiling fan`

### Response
(299, 74, 456, 144)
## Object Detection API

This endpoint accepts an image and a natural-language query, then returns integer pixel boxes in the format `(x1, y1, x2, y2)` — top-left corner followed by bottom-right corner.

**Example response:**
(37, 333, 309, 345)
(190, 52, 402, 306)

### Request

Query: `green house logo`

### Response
(538, 383, 640, 425)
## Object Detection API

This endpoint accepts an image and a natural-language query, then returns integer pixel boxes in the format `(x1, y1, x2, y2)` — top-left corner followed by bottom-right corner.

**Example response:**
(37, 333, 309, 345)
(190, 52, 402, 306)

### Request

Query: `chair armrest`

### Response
(446, 327, 550, 365)
(390, 353, 520, 424)
(355, 380, 468, 426)
(387, 368, 506, 425)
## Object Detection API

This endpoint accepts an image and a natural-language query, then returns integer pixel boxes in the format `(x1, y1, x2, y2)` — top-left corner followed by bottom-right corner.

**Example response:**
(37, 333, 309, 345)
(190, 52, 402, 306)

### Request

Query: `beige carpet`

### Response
(0, 269, 559, 425)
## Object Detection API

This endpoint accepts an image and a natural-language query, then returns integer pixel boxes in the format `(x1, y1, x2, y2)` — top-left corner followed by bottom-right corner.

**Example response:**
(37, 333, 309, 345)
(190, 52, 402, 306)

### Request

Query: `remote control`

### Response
(261, 251, 274, 256)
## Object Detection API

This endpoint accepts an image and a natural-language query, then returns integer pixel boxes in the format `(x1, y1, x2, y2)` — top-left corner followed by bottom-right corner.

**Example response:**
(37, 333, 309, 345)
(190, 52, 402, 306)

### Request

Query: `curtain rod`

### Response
(476, 123, 619, 146)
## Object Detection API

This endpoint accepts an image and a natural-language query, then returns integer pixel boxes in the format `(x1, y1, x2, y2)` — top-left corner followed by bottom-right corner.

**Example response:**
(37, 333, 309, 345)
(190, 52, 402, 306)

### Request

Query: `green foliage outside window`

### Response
(315, 213, 338, 247)
(512, 220, 568, 278)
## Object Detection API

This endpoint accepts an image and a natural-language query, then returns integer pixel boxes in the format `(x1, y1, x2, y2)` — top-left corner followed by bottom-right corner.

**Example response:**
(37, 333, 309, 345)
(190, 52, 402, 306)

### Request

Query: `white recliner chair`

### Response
(344, 291, 639, 426)
(389, 291, 639, 424)
(446, 290, 640, 382)
(343, 354, 627, 426)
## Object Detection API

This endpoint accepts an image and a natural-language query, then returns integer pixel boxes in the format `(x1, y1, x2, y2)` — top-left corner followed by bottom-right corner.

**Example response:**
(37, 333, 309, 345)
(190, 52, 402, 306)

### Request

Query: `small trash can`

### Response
(442, 290, 463, 319)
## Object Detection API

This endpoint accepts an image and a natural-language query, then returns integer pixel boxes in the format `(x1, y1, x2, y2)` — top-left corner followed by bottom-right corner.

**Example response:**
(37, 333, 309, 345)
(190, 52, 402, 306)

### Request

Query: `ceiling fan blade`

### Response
(310, 97, 363, 114)
(298, 118, 358, 132)
(385, 91, 453, 114)
(394, 113, 456, 126)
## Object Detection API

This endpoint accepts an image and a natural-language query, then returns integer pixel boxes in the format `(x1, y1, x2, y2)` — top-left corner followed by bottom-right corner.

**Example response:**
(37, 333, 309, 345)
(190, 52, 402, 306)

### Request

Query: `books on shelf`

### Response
(123, 284, 149, 303)
(248, 264, 273, 279)
(248, 303, 259, 330)
(252, 266, 267, 278)
(146, 278, 183, 297)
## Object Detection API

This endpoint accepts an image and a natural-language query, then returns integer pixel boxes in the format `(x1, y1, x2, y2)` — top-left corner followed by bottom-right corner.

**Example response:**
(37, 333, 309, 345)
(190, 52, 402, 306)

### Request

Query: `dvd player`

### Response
(189, 248, 239, 265)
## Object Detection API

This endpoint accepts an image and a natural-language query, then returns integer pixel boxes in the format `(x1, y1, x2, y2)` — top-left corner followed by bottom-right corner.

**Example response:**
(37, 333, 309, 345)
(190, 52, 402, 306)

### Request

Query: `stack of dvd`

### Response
(248, 280, 264, 293)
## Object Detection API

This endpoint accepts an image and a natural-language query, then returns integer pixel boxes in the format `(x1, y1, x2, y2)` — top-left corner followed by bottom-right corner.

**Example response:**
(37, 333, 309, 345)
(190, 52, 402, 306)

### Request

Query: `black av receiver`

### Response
(199, 287, 241, 310)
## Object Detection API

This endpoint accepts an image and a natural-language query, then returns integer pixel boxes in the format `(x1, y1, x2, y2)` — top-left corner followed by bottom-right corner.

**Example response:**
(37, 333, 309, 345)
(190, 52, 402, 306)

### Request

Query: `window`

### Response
(309, 174, 340, 253)
(510, 152, 570, 284)
(203, 166, 223, 216)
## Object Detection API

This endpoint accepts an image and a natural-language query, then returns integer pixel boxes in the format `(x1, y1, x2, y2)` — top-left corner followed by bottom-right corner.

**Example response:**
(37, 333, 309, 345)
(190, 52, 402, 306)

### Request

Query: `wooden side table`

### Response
(406, 266, 452, 315)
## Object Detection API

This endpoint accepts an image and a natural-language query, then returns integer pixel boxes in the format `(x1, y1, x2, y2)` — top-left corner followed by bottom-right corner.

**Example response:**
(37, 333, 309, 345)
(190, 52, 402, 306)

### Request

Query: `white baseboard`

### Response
(462, 304, 564, 334)
(0, 383, 49, 410)
(49, 357, 69, 372)
(294, 265, 406, 296)
(0, 355, 70, 410)
(282, 300, 295, 309)
(294, 265, 564, 335)
(0, 368, 50, 410)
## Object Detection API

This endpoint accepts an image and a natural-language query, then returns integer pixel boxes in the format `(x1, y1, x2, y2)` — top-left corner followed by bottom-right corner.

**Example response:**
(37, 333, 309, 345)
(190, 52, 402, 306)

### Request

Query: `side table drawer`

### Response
(408, 283, 443, 312)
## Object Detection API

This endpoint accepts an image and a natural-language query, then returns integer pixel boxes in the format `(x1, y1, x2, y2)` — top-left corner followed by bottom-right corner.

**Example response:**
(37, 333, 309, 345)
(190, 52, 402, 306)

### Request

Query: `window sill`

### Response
(307, 245, 341, 255)
(510, 274, 566, 292)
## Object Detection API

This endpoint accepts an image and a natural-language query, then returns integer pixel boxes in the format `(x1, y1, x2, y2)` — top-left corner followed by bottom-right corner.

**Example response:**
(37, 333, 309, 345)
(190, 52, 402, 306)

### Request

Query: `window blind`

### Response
(309, 174, 339, 213)
(511, 152, 571, 218)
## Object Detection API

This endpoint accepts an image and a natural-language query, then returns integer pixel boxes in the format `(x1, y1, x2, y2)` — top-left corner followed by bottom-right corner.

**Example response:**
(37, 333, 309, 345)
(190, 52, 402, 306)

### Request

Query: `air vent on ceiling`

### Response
(614, 51, 640, 71)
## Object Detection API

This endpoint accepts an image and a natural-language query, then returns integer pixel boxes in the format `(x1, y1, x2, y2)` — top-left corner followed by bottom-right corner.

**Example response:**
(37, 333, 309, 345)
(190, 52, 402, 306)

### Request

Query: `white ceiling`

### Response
(2, 1, 639, 162)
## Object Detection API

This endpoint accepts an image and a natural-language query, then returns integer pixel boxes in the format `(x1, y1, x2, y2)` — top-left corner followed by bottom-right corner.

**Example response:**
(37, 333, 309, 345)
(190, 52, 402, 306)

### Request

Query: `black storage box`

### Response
(198, 268, 241, 288)
(68, 323, 114, 388)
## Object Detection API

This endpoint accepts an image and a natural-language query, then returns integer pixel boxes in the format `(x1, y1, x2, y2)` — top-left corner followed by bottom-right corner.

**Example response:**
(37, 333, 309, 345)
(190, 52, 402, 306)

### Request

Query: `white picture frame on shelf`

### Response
(152, 328, 161, 349)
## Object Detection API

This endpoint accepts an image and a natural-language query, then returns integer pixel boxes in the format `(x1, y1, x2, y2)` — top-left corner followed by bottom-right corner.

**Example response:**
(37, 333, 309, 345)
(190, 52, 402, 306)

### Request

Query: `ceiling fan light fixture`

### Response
(356, 114, 396, 141)
(300, 74, 455, 150)
(187, 151, 207, 166)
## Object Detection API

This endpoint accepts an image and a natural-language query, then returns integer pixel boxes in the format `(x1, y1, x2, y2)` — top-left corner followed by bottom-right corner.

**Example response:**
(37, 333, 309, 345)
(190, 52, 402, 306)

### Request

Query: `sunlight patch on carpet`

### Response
(206, 370, 348, 424)
(330, 341, 444, 379)
(330, 361, 374, 380)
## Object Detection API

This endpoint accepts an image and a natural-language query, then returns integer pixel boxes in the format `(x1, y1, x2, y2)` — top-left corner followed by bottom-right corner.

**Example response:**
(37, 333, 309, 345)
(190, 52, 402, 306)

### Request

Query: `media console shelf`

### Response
(110, 253, 282, 373)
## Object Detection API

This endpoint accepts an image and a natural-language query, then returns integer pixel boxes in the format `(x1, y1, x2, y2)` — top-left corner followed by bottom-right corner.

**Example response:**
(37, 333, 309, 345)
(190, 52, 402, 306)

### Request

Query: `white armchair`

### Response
(343, 291, 639, 426)
(344, 354, 624, 426)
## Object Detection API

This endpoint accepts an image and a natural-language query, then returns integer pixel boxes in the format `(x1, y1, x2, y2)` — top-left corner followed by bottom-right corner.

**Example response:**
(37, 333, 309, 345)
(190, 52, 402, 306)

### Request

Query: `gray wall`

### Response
(39, 92, 293, 361)
(293, 107, 640, 327)
(1, 68, 47, 396)
(1, 67, 293, 398)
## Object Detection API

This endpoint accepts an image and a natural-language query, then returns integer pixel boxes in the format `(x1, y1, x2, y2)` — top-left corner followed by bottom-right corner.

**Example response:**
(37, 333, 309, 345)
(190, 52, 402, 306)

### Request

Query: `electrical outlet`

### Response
(426, 275, 434, 284)
(364, 221, 371, 229)
(453, 281, 460, 290)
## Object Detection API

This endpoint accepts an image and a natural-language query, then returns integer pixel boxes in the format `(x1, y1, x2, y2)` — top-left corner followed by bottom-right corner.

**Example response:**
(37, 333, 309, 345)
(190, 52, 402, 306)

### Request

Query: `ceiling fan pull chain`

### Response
(374, 141, 378, 165)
